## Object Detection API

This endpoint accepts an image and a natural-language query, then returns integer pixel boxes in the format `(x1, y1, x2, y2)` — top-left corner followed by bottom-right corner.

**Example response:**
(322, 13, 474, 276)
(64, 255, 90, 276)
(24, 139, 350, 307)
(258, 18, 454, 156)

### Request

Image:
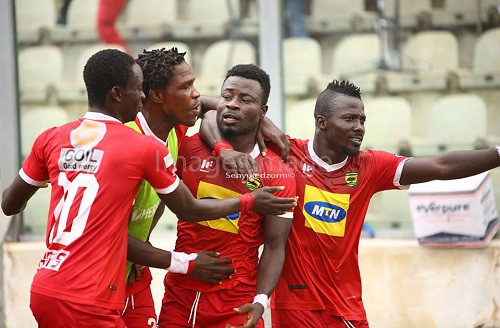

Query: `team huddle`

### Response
(2, 48, 499, 328)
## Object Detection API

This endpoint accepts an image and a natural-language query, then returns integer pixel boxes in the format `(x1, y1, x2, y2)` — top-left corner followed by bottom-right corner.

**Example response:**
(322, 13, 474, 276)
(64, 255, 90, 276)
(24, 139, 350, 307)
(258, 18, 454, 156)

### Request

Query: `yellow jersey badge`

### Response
(345, 172, 358, 186)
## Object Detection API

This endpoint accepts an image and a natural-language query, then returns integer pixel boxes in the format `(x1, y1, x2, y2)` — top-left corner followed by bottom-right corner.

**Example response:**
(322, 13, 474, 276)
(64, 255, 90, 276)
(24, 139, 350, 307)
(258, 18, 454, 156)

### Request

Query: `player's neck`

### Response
(141, 108, 174, 142)
(312, 137, 347, 165)
(223, 132, 257, 154)
(87, 107, 123, 123)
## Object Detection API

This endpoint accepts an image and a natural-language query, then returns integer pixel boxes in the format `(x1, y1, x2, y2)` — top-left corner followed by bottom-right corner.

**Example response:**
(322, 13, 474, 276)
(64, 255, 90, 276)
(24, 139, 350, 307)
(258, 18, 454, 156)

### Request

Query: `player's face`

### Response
(321, 94, 365, 157)
(216, 76, 267, 137)
(161, 61, 201, 127)
(122, 63, 145, 122)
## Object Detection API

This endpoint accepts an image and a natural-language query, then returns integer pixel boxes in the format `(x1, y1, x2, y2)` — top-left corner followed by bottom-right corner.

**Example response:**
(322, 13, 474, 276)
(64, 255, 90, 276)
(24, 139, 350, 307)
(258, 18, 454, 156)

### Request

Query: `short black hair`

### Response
(224, 64, 271, 105)
(83, 49, 136, 107)
(314, 79, 362, 118)
(136, 48, 186, 97)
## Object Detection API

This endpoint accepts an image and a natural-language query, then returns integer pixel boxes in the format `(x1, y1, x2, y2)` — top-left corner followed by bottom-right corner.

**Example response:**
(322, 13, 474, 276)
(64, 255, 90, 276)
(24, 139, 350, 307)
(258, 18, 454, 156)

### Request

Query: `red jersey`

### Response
(271, 138, 408, 320)
(22, 112, 179, 310)
(166, 134, 296, 292)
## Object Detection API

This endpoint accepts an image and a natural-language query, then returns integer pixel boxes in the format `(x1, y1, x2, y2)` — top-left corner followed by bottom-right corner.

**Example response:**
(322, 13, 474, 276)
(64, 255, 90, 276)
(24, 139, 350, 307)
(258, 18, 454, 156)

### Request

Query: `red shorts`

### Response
(122, 286, 157, 328)
(159, 283, 264, 328)
(30, 292, 126, 328)
(271, 309, 369, 328)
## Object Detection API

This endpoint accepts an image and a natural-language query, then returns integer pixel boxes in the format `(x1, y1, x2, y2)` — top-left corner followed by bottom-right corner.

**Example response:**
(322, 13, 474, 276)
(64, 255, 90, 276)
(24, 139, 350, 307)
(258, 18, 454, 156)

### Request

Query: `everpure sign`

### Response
(408, 171, 498, 247)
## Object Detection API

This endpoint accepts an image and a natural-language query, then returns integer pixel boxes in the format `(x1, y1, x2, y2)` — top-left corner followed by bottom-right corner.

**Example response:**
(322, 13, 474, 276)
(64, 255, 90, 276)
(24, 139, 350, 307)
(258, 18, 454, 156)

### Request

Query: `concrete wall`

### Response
(3, 236, 499, 328)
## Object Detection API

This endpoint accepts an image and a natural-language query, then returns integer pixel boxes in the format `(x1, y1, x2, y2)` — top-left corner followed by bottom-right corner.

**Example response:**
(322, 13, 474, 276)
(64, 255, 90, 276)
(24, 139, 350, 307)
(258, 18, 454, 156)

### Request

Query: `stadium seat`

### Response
(283, 37, 322, 97)
(362, 96, 413, 154)
(23, 187, 51, 236)
(458, 27, 500, 89)
(172, 0, 240, 39)
(122, 0, 176, 40)
(382, 0, 431, 28)
(285, 98, 316, 140)
(422, 94, 488, 154)
(146, 42, 192, 67)
(382, 190, 412, 229)
(58, 43, 128, 102)
(196, 40, 257, 96)
(51, 0, 99, 42)
(312, 33, 381, 94)
(18, 45, 63, 103)
(21, 106, 70, 157)
(386, 31, 459, 92)
(365, 190, 412, 236)
(15, 0, 56, 43)
(308, 0, 376, 33)
(430, 0, 488, 27)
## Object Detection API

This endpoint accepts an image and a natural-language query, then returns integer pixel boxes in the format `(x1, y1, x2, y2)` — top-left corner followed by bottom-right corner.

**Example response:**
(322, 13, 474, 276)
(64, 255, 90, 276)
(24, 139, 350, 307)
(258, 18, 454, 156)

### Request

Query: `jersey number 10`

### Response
(48, 172, 99, 246)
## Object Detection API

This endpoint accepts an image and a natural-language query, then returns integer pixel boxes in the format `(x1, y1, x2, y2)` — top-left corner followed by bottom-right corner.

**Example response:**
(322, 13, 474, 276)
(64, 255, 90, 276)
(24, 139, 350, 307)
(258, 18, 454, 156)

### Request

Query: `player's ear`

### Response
(316, 115, 326, 130)
(260, 105, 268, 118)
(149, 89, 163, 103)
(110, 86, 123, 102)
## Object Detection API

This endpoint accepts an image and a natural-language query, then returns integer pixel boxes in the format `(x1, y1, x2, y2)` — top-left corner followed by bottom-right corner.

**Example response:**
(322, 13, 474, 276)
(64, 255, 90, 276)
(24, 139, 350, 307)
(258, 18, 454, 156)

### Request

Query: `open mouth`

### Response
(191, 102, 202, 117)
(350, 136, 363, 146)
(222, 112, 240, 124)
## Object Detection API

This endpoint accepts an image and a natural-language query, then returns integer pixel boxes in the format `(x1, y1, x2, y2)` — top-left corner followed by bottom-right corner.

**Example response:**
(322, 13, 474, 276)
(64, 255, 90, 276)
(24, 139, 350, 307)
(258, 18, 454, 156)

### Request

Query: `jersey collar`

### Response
(249, 143, 260, 159)
(83, 112, 122, 123)
(307, 139, 348, 172)
(136, 112, 168, 146)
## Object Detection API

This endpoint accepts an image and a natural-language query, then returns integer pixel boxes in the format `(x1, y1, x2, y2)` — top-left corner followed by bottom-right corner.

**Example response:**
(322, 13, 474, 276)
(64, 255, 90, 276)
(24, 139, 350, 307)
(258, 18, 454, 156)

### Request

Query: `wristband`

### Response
(253, 294, 269, 309)
(168, 251, 198, 274)
(212, 140, 233, 156)
(495, 145, 500, 158)
(238, 193, 254, 213)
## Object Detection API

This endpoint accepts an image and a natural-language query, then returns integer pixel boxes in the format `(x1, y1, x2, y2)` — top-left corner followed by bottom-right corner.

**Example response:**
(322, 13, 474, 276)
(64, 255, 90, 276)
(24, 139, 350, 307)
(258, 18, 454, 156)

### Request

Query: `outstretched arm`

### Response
(157, 180, 296, 222)
(400, 147, 500, 185)
(2, 175, 42, 216)
(228, 216, 293, 328)
(127, 235, 235, 284)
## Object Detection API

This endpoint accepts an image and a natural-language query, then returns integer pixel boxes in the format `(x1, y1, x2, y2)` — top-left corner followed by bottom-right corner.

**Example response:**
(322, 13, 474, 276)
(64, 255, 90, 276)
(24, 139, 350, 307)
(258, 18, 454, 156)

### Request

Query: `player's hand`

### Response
(225, 303, 264, 328)
(252, 186, 297, 215)
(220, 149, 258, 176)
(190, 251, 235, 284)
(257, 116, 290, 163)
(127, 264, 141, 286)
(251, 186, 297, 216)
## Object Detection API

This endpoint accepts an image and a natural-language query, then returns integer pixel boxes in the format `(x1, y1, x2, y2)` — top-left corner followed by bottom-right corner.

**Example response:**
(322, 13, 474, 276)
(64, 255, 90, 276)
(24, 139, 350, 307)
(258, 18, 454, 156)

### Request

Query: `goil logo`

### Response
(70, 120, 106, 149)
(304, 201, 346, 223)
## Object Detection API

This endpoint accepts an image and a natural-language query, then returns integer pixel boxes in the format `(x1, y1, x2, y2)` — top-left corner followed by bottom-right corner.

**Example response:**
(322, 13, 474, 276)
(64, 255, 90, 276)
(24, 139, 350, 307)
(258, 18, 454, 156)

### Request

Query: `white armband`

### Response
(253, 294, 269, 309)
(167, 251, 198, 274)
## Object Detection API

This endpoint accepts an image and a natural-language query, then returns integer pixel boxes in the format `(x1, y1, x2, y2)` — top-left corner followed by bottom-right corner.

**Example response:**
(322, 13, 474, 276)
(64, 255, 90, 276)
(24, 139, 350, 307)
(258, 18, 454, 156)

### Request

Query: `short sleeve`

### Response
(141, 140, 180, 194)
(20, 129, 52, 186)
(370, 150, 409, 192)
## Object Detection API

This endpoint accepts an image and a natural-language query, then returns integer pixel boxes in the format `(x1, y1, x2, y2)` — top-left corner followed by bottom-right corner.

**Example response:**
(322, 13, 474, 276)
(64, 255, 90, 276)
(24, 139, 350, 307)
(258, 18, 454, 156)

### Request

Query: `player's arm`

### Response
(127, 235, 235, 284)
(157, 180, 296, 222)
(229, 215, 293, 328)
(200, 95, 219, 115)
(148, 203, 165, 234)
(2, 175, 42, 216)
(399, 147, 500, 185)
(199, 106, 291, 172)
